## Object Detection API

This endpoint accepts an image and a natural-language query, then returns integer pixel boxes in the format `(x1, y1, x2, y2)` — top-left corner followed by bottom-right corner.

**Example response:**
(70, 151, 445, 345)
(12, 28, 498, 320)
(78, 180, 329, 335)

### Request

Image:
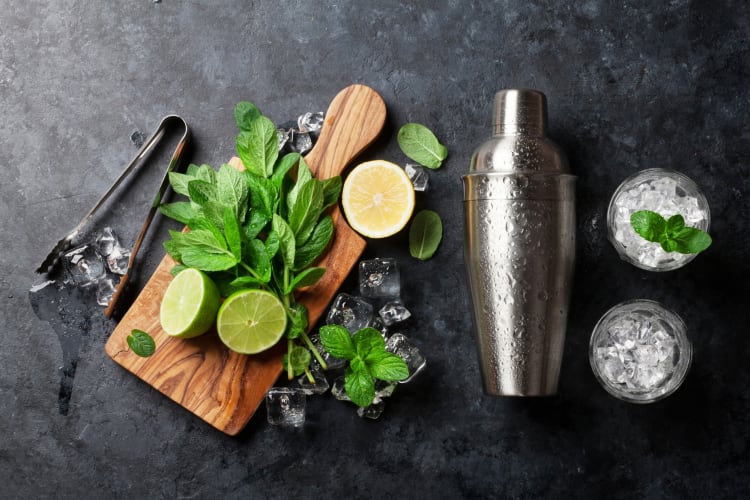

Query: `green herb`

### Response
(630, 210, 712, 254)
(127, 329, 156, 357)
(397, 123, 448, 169)
(319, 325, 409, 407)
(409, 209, 443, 260)
(159, 102, 343, 376)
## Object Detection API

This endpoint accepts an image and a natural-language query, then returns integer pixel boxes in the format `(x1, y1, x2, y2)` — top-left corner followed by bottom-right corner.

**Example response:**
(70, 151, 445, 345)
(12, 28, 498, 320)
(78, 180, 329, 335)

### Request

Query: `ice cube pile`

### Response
(60, 227, 131, 307)
(265, 257, 427, 426)
(276, 111, 325, 155)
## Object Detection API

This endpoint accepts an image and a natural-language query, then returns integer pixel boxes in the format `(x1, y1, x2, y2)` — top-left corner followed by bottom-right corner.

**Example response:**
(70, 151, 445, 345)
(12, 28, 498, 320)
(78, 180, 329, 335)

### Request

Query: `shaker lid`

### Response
(493, 89, 546, 136)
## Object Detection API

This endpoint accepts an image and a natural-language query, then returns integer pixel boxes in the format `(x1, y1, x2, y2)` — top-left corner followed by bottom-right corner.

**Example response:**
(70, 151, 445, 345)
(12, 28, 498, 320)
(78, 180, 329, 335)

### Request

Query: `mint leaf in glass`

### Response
(630, 210, 712, 254)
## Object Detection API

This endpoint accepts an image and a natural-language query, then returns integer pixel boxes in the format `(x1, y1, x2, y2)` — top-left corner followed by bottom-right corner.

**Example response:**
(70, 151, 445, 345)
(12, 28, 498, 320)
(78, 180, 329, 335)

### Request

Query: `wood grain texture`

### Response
(104, 85, 386, 435)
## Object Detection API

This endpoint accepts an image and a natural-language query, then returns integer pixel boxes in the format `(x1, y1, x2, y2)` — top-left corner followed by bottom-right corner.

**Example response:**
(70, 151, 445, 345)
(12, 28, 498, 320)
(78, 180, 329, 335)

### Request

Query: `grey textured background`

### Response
(3, 1, 749, 498)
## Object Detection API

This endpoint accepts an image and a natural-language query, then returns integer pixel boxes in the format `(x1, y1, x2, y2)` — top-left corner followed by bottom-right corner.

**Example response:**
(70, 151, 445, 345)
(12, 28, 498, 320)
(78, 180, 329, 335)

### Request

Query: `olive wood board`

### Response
(105, 84, 386, 435)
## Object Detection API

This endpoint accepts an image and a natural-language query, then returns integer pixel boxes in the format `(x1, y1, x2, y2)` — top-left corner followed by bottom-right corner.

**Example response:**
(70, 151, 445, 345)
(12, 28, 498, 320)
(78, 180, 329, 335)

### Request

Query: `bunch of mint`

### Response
(630, 210, 712, 254)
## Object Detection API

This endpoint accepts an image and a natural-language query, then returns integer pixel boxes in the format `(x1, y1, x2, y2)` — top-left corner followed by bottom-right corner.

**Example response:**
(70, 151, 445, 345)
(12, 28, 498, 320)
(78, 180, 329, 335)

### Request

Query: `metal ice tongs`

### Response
(35, 115, 191, 318)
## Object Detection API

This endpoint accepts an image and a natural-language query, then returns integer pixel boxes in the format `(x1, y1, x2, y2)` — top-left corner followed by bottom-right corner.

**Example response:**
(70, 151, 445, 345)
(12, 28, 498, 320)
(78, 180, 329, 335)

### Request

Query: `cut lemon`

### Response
(216, 289, 287, 354)
(159, 268, 221, 338)
(342, 159, 416, 238)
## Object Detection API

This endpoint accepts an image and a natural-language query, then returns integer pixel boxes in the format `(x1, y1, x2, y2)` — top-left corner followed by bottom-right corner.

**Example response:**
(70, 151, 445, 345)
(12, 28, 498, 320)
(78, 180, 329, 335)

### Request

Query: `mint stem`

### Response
(286, 338, 294, 380)
(301, 331, 328, 371)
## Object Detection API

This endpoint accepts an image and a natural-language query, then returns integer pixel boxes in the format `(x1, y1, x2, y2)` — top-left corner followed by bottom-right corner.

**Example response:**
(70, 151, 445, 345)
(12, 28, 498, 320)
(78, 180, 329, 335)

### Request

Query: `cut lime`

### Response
(216, 289, 287, 354)
(159, 268, 221, 338)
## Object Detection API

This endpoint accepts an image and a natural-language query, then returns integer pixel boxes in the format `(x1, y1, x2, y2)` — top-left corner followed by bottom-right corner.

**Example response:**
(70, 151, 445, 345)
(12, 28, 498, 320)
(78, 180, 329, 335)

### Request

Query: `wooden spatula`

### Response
(105, 85, 386, 435)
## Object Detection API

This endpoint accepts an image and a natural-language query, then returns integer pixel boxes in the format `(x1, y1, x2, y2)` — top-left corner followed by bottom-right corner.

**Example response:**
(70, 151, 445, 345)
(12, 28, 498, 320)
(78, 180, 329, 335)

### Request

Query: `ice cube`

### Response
(405, 163, 429, 192)
(96, 277, 118, 307)
(359, 258, 400, 299)
(326, 293, 373, 333)
(331, 376, 350, 401)
(96, 227, 120, 256)
(296, 367, 330, 395)
(287, 130, 312, 154)
(385, 333, 426, 383)
(357, 399, 385, 420)
(62, 244, 106, 287)
(374, 379, 397, 401)
(265, 387, 306, 427)
(277, 127, 291, 151)
(106, 248, 130, 275)
(297, 111, 324, 135)
(378, 301, 411, 326)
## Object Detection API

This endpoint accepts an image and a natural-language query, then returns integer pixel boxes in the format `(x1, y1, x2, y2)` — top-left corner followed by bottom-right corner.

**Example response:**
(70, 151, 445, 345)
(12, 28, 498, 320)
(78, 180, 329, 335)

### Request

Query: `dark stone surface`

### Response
(3, 1, 749, 498)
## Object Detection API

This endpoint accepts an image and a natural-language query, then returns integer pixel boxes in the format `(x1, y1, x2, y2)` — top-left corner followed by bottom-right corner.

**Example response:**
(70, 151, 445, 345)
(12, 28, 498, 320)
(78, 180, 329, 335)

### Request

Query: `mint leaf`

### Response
(168, 169, 197, 197)
(282, 345, 311, 376)
(663, 227, 713, 254)
(320, 176, 343, 210)
(236, 115, 278, 178)
(319, 324, 356, 359)
(353, 328, 386, 359)
(288, 176, 324, 245)
(223, 208, 242, 261)
(171, 229, 238, 271)
(272, 214, 296, 268)
(285, 304, 308, 340)
(344, 367, 375, 408)
(630, 210, 666, 242)
(397, 123, 448, 169)
(286, 267, 325, 294)
(293, 215, 333, 270)
(234, 101, 261, 131)
(409, 209, 443, 260)
(368, 352, 409, 382)
(159, 201, 199, 225)
(216, 164, 249, 221)
(127, 329, 155, 357)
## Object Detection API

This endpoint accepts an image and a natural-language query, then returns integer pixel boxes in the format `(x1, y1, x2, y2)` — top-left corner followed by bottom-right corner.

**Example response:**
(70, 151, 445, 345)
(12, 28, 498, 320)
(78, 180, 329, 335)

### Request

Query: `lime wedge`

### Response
(159, 268, 221, 338)
(216, 289, 287, 354)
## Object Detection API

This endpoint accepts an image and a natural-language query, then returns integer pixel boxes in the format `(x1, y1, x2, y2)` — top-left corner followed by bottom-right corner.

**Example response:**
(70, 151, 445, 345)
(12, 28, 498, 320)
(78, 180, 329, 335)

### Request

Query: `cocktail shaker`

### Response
(463, 89, 575, 396)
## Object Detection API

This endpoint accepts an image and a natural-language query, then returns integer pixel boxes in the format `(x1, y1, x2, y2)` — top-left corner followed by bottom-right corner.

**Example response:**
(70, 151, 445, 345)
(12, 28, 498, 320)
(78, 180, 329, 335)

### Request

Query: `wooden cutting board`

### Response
(105, 85, 386, 435)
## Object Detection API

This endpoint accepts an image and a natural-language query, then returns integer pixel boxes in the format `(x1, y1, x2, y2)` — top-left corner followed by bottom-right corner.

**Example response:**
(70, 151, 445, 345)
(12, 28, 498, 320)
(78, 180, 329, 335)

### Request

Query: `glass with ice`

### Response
(607, 168, 710, 271)
(589, 299, 692, 403)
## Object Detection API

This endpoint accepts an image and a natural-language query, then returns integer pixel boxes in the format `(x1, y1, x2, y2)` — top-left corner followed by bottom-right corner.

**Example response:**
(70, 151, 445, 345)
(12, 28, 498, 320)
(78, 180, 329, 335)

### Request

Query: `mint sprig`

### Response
(319, 326, 409, 407)
(630, 210, 712, 254)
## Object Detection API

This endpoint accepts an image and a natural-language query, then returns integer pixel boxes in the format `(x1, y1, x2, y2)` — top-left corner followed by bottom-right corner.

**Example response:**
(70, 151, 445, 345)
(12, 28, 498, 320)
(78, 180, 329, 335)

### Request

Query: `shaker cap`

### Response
(493, 89, 547, 136)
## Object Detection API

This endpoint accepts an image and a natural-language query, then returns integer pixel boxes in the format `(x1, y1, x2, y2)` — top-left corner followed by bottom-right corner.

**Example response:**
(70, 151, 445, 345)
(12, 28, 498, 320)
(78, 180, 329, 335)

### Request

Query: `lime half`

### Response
(159, 268, 221, 338)
(216, 289, 287, 354)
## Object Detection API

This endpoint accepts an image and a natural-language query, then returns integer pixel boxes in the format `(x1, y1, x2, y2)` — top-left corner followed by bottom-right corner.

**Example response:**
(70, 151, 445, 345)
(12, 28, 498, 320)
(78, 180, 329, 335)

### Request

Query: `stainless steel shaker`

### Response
(463, 89, 575, 396)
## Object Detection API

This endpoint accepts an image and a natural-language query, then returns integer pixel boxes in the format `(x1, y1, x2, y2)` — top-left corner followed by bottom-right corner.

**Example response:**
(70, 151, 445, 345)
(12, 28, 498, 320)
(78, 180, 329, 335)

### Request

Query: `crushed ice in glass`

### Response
(386, 333, 426, 383)
(611, 174, 709, 269)
(297, 366, 330, 395)
(326, 293, 373, 333)
(357, 400, 385, 420)
(405, 163, 429, 192)
(379, 301, 411, 326)
(359, 258, 400, 299)
(593, 315, 679, 392)
(265, 387, 306, 427)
